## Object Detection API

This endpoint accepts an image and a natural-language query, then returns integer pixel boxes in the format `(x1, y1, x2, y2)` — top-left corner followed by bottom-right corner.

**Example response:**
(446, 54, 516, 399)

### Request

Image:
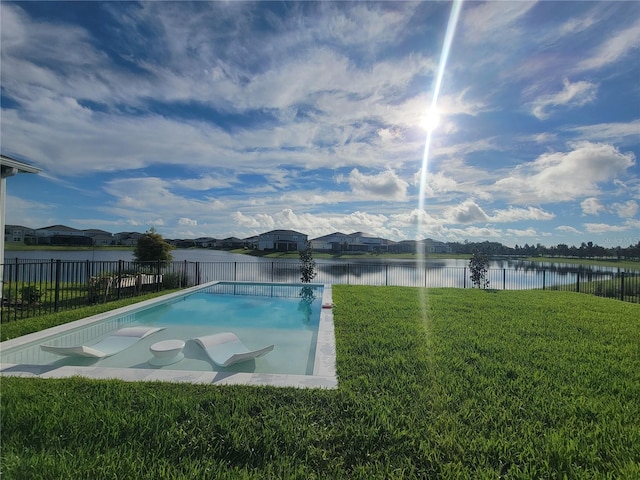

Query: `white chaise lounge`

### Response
(41, 326, 165, 358)
(194, 332, 274, 367)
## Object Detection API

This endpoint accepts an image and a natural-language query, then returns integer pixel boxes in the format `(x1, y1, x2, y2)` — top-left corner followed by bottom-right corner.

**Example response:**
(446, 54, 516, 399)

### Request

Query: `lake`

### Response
(3, 248, 633, 290)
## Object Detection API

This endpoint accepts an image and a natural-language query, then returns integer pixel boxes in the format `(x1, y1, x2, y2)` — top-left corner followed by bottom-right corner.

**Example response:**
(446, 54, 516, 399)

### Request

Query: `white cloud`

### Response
(581, 197, 606, 216)
(339, 168, 408, 201)
(531, 78, 597, 120)
(568, 120, 640, 145)
(584, 219, 640, 234)
(556, 225, 582, 234)
(462, 1, 536, 43)
(490, 206, 554, 223)
(613, 200, 638, 218)
(174, 175, 236, 191)
(494, 142, 636, 204)
(575, 19, 640, 72)
(507, 228, 537, 237)
(178, 217, 197, 226)
(444, 200, 489, 224)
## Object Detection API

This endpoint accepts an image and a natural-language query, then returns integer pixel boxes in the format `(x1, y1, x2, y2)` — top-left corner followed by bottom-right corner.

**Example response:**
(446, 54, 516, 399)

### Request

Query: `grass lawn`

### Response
(1, 287, 639, 478)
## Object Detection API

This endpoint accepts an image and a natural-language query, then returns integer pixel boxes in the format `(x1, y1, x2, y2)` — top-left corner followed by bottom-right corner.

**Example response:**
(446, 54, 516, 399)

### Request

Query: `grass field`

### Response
(1, 286, 639, 478)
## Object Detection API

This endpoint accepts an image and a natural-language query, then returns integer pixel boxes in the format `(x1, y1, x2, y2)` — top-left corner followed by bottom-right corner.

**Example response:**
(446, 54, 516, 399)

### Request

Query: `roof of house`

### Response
(38, 225, 83, 233)
(1, 154, 41, 175)
(259, 229, 307, 236)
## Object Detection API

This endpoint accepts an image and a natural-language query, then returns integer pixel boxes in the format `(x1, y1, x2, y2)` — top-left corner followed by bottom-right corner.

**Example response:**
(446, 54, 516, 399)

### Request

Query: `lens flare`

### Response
(417, 0, 463, 244)
(417, 1, 463, 326)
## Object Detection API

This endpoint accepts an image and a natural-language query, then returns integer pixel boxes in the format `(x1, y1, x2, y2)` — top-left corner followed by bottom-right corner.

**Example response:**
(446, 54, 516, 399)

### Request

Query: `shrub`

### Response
(469, 251, 490, 289)
(20, 285, 42, 304)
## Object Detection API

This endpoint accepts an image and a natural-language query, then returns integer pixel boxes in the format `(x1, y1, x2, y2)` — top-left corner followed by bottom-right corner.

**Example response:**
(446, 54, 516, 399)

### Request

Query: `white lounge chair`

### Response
(41, 326, 165, 358)
(194, 332, 274, 367)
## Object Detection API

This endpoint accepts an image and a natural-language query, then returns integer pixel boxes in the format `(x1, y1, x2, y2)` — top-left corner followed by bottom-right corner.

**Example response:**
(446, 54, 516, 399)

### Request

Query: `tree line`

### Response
(447, 240, 640, 260)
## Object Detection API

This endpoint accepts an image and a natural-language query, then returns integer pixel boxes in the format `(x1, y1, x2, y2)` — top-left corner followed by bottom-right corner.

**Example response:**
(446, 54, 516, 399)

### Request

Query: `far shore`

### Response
(4, 243, 638, 269)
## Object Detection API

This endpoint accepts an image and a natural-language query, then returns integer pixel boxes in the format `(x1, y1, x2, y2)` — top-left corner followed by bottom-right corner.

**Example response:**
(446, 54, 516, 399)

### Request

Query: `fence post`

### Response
(234, 262, 237, 281)
(117, 260, 123, 299)
(503, 268, 506, 290)
(542, 270, 546, 290)
(385, 264, 388, 286)
(195, 261, 200, 286)
(620, 272, 625, 302)
(54, 259, 61, 312)
(576, 273, 580, 293)
(463, 267, 466, 288)
(347, 264, 350, 285)
(272, 262, 274, 282)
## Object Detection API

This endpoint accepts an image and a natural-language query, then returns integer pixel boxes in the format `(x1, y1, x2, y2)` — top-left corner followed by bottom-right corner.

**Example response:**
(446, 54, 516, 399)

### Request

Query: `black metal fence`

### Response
(2, 259, 638, 322)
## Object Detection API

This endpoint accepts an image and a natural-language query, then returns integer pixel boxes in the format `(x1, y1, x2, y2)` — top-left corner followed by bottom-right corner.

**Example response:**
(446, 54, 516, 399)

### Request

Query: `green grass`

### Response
(528, 256, 640, 269)
(1, 287, 639, 478)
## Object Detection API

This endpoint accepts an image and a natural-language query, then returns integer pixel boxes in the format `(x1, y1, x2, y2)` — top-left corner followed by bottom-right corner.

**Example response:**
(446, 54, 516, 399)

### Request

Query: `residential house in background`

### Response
(258, 230, 307, 251)
(114, 232, 143, 246)
(395, 239, 452, 254)
(219, 237, 246, 249)
(194, 237, 217, 248)
(345, 232, 386, 253)
(310, 232, 350, 252)
(36, 225, 92, 246)
(4, 225, 36, 244)
(83, 229, 113, 246)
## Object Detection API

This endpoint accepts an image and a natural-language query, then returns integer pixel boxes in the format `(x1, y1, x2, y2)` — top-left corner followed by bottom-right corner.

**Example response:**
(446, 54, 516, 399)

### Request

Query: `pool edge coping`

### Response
(1, 282, 338, 389)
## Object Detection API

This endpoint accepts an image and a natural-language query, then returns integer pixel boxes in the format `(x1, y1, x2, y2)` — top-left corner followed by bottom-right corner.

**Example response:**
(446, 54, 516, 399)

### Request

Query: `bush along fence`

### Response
(1, 259, 639, 321)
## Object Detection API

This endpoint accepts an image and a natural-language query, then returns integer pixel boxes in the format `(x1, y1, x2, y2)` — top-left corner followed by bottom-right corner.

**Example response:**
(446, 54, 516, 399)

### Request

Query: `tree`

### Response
(299, 241, 317, 283)
(469, 250, 490, 289)
(133, 228, 174, 266)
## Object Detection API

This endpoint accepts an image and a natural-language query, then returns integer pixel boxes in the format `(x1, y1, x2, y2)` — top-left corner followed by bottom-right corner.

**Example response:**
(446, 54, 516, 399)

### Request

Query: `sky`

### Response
(1, 1, 639, 248)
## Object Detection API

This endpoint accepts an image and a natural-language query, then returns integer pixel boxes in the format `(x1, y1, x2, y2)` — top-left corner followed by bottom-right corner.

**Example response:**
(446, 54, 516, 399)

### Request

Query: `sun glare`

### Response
(420, 108, 441, 132)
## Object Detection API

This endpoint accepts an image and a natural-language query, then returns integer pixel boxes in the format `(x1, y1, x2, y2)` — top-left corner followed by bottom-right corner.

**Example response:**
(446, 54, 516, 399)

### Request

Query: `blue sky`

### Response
(1, 1, 638, 248)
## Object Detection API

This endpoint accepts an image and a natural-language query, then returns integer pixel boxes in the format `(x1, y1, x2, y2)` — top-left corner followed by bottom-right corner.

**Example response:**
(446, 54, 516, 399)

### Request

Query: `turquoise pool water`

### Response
(1, 282, 325, 376)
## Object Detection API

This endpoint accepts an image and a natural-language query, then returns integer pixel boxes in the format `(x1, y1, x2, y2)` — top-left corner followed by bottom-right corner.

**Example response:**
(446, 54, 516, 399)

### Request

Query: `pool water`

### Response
(1, 282, 326, 376)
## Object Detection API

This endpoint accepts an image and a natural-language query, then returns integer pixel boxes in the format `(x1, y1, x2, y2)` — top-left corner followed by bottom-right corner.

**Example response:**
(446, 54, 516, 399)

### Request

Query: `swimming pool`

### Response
(0, 282, 337, 388)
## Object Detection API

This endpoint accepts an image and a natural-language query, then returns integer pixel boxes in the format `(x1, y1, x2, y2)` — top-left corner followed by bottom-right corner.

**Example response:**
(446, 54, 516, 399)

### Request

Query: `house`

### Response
(258, 230, 307, 252)
(194, 237, 217, 248)
(219, 237, 246, 249)
(394, 239, 451, 254)
(243, 235, 259, 249)
(83, 229, 114, 246)
(347, 232, 386, 252)
(35, 225, 92, 246)
(114, 232, 143, 246)
(4, 225, 36, 244)
(310, 232, 350, 252)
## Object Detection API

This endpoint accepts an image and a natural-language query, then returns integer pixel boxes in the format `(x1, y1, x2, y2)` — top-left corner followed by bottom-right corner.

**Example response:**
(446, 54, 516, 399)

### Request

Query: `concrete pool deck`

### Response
(0, 282, 337, 389)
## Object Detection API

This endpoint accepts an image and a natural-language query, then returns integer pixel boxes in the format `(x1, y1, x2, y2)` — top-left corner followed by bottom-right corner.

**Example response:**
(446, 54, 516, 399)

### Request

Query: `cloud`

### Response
(494, 142, 636, 204)
(462, 1, 536, 43)
(444, 200, 489, 224)
(581, 197, 606, 216)
(173, 175, 236, 191)
(556, 225, 582, 234)
(584, 219, 640, 234)
(613, 200, 638, 218)
(490, 206, 555, 223)
(567, 120, 640, 148)
(531, 78, 597, 120)
(575, 19, 640, 72)
(507, 228, 537, 237)
(178, 217, 197, 226)
(339, 168, 408, 201)
(441, 201, 554, 226)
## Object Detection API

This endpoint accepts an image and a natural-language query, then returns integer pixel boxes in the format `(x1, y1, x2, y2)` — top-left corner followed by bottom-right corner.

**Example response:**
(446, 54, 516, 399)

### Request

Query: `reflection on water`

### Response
(5, 249, 637, 291)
